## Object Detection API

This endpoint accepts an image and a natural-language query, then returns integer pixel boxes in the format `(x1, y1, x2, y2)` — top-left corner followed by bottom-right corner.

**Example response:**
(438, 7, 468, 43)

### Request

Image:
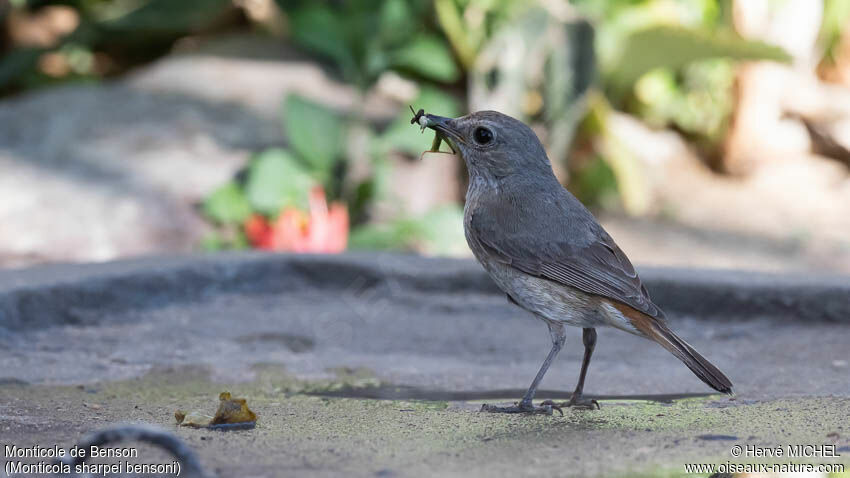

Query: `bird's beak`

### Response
(424, 114, 465, 147)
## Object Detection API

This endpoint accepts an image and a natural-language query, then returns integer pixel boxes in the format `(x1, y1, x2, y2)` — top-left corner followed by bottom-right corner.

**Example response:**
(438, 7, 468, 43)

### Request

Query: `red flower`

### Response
(244, 213, 273, 249)
(244, 187, 348, 253)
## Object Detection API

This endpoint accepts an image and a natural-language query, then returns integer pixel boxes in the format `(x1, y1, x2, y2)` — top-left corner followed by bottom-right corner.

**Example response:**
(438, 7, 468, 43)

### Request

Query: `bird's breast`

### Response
(461, 186, 491, 266)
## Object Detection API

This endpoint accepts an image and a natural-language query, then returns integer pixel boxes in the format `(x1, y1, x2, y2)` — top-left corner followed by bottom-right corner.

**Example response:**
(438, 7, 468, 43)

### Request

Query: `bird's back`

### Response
(463, 172, 664, 321)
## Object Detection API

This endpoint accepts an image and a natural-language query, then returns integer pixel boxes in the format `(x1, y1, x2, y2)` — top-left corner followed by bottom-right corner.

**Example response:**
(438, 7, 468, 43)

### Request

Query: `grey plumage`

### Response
(465, 170, 662, 321)
(419, 110, 732, 412)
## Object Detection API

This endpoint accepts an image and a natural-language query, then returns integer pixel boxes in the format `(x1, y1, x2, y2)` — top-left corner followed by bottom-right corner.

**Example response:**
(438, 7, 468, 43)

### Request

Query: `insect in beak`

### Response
(409, 105, 458, 158)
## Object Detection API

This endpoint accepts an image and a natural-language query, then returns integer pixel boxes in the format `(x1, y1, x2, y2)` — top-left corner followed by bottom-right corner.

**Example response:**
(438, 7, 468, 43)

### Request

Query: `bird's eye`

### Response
(473, 127, 494, 145)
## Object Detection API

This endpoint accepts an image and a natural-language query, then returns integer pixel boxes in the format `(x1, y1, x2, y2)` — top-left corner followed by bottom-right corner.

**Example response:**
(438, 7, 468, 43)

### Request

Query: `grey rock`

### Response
(0, 252, 848, 399)
(0, 35, 397, 267)
(0, 85, 275, 265)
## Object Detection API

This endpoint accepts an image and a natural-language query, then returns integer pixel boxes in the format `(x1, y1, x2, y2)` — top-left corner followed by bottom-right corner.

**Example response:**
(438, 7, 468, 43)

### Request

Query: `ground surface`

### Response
(1, 253, 849, 477)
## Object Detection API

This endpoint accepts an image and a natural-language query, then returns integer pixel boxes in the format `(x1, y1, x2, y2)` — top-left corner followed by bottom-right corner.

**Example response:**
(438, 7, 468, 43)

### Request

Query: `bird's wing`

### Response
(469, 199, 662, 319)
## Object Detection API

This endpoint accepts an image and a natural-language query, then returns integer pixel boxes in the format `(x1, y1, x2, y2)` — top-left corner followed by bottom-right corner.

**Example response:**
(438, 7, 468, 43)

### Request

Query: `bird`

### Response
(414, 109, 733, 414)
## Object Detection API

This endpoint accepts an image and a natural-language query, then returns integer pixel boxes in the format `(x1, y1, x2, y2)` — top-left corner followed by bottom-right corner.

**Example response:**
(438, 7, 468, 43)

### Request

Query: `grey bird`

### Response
(414, 109, 733, 414)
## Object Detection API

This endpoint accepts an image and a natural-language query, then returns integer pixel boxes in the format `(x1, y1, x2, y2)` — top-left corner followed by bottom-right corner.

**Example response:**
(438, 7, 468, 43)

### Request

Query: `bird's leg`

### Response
(569, 327, 600, 408)
(482, 322, 566, 415)
(543, 327, 600, 410)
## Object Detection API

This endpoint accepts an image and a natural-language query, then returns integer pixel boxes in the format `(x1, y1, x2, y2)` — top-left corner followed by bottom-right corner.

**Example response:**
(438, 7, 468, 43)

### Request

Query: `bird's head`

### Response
(418, 110, 554, 182)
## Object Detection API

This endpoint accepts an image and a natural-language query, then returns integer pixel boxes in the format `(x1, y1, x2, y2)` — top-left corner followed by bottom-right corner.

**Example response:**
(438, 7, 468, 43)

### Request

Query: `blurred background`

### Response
(2, 0, 850, 273)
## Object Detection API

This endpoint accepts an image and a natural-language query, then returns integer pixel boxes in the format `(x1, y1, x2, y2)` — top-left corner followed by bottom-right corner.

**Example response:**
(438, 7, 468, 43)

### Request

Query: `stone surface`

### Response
(129, 35, 397, 120)
(3, 371, 848, 478)
(0, 252, 849, 476)
(0, 84, 273, 265)
(1, 252, 848, 392)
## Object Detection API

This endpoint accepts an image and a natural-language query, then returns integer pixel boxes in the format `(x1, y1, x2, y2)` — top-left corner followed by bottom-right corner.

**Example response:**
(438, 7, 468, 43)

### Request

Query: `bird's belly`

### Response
(481, 259, 627, 330)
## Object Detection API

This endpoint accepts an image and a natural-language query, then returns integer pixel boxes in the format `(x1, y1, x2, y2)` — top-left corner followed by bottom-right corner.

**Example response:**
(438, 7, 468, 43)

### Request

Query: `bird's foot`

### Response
(480, 400, 562, 416)
(540, 394, 600, 411)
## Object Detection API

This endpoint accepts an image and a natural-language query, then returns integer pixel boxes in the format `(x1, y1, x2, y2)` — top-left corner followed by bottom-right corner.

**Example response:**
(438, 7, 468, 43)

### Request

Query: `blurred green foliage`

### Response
(568, 152, 619, 210)
(188, 0, 463, 251)
(262, 0, 466, 252)
(202, 94, 348, 248)
(563, 0, 792, 213)
(201, 87, 464, 252)
(203, 181, 253, 225)
(0, 0, 236, 93)
(433, 0, 528, 68)
(277, 0, 458, 89)
(633, 59, 736, 156)
(463, 6, 596, 170)
(243, 148, 316, 216)
(349, 205, 466, 256)
(4, 0, 843, 253)
(282, 95, 345, 184)
(431, 0, 792, 215)
(356, 85, 463, 252)
(379, 86, 461, 156)
(603, 25, 789, 97)
(821, 0, 850, 65)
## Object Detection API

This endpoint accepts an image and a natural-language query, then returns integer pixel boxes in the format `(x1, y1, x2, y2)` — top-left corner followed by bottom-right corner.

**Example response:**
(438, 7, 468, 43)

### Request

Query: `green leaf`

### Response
(245, 148, 315, 215)
(379, 0, 414, 44)
(283, 95, 344, 177)
(202, 181, 253, 224)
(200, 229, 250, 251)
(348, 205, 466, 255)
(569, 155, 619, 209)
(0, 47, 42, 89)
(289, 6, 357, 79)
(200, 233, 224, 252)
(380, 87, 461, 156)
(605, 25, 792, 95)
(348, 222, 418, 251)
(587, 95, 651, 215)
(388, 35, 459, 83)
(233, 229, 251, 249)
(99, 0, 232, 34)
(434, 0, 477, 68)
(822, 0, 850, 62)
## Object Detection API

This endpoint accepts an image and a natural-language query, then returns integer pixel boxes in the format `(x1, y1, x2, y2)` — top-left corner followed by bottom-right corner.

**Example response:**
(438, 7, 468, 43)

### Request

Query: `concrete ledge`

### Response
(1, 251, 848, 330)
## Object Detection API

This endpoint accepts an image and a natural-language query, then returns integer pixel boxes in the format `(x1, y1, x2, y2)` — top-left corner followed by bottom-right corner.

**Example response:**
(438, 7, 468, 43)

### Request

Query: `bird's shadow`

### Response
(307, 384, 714, 404)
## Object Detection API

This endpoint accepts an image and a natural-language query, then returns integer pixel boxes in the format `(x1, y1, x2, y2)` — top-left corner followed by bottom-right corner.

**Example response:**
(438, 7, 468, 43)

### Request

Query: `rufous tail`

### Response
(617, 304, 733, 394)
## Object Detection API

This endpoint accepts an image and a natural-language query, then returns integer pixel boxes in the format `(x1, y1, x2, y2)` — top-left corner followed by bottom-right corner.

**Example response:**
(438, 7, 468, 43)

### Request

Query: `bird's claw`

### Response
(538, 400, 564, 415)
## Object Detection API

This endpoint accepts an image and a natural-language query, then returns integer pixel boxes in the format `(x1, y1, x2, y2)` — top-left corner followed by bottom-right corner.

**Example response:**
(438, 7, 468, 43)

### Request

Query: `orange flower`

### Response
(244, 187, 348, 253)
